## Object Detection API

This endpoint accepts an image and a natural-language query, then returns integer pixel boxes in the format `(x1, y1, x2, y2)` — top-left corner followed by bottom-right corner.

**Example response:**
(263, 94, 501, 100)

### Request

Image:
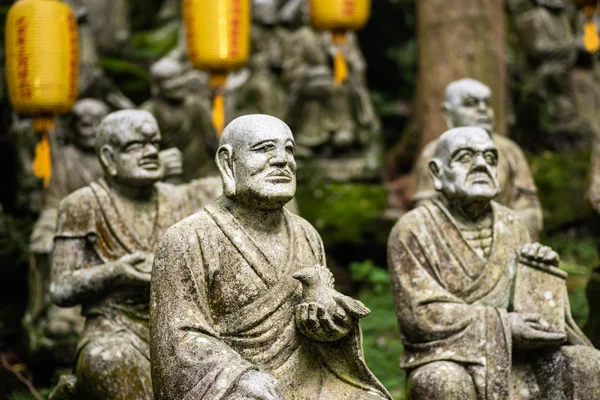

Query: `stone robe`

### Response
(413, 134, 543, 238)
(150, 196, 390, 400)
(388, 199, 600, 399)
(55, 177, 221, 398)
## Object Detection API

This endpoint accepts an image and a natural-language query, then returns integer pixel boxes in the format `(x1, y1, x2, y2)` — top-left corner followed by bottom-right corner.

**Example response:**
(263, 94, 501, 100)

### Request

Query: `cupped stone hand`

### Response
(113, 252, 152, 286)
(295, 302, 351, 342)
(159, 147, 183, 178)
(518, 243, 560, 267)
(509, 312, 567, 348)
(234, 370, 282, 400)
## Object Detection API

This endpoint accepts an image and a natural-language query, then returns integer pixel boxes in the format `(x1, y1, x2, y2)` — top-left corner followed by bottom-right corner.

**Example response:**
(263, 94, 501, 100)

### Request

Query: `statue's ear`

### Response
(441, 102, 454, 129)
(216, 145, 235, 197)
(99, 145, 117, 177)
(429, 159, 443, 191)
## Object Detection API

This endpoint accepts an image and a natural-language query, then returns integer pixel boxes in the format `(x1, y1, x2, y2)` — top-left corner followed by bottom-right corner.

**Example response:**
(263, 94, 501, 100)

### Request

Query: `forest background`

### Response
(0, 0, 598, 399)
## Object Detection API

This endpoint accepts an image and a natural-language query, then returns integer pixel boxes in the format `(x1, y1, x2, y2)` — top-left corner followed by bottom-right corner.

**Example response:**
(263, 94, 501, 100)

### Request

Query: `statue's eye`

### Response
(125, 142, 143, 152)
(463, 98, 477, 107)
(484, 152, 497, 165)
(457, 153, 472, 163)
(286, 145, 295, 155)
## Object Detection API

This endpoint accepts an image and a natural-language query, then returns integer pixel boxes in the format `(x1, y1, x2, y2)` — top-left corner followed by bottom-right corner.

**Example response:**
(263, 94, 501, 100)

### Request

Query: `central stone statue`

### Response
(50, 110, 220, 400)
(389, 127, 600, 400)
(150, 114, 390, 400)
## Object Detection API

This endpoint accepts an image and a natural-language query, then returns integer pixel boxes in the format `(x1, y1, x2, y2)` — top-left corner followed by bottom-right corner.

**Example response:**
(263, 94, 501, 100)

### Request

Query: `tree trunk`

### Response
(414, 0, 506, 147)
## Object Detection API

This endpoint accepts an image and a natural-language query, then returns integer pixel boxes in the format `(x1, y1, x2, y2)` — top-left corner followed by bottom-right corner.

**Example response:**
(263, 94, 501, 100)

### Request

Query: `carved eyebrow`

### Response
(450, 147, 475, 159)
(249, 139, 277, 149)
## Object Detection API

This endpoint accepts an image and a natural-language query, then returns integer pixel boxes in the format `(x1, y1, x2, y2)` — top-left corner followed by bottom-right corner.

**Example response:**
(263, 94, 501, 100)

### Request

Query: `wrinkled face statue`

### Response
(72, 99, 109, 151)
(97, 110, 164, 187)
(430, 127, 500, 203)
(150, 58, 189, 102)
(253, 0, 280, 25)
(217, 114, 297, 210)
(443, 79, 495, 135)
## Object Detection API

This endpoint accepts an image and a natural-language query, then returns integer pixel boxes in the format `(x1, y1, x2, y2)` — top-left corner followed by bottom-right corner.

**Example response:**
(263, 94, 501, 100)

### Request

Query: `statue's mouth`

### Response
(265, 169, 292, 182)
(139, 157, 159, 169)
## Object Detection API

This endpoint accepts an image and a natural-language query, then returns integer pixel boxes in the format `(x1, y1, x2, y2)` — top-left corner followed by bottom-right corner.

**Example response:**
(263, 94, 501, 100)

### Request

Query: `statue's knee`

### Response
(408, 361, 477, 400)
(560, 345, 600, 377)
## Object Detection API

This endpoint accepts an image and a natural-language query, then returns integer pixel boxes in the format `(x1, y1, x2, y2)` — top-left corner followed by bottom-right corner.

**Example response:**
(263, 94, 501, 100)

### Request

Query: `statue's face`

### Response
(253, 0, 279, 25)
(157, 74, 189, 101)
(434, 129, 499, 203)
(72, 101, 108, 151)
(445, 84, 495, 135)
(232, 122, 296, 209)
(108, 117, 163, 187)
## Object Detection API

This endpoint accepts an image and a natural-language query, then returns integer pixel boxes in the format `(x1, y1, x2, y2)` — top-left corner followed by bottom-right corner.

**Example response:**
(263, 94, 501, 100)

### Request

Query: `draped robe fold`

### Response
(150, 197, 390, 400)
(388, 199, 596, 400)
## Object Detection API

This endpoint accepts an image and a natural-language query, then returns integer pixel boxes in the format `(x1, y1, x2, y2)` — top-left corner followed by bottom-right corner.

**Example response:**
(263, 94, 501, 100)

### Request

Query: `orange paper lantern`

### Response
(5, 0, 79, 186)
(183, 0, 250, 135)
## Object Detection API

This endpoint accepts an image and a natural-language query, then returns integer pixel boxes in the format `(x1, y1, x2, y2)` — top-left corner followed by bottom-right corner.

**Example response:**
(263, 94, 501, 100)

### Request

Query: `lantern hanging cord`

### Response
(210, 73, 227, 137)
(332, 31, 348, 86)
(583, 4, 600, 53)
(32, 116, 54, 187)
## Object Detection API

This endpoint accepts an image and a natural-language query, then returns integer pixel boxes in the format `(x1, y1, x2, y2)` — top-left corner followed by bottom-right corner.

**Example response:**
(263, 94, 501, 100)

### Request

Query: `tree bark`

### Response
(414, 0, 506, 147)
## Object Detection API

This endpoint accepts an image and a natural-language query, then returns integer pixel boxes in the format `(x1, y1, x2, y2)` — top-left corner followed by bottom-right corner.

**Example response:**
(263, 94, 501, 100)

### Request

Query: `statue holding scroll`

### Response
(389, 127, 600, 400)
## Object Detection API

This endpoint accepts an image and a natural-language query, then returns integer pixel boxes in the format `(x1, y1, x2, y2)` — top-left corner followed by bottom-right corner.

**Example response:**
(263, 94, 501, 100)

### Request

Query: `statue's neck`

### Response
(225, 198, 285, 233)
(441, 195, 492, 225)
(105, 177, 155, 201)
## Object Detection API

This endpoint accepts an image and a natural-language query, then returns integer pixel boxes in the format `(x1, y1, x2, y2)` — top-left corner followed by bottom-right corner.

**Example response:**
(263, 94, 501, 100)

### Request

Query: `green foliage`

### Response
(529, 150, 592, 231)
(352, 260, 406, 399)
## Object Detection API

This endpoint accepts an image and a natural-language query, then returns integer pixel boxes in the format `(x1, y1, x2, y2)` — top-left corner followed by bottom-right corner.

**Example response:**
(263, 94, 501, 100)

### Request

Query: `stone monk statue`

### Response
(49, 110, 220, 400)
(389, 127, 600, 400)
(150, 114, 390, 400)
(413, 78, 543, 238)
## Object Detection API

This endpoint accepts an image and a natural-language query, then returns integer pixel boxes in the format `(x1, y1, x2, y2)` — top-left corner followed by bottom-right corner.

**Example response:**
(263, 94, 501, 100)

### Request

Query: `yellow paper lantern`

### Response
(183, 0, 250, 135)
(582, 1, 600, 53)
(5, 0, 79, 186)
(310, 0, 371, 85)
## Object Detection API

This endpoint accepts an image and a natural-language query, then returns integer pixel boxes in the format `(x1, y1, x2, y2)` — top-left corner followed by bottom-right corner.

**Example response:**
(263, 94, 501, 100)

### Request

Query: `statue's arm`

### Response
(50, 237, 145, 307)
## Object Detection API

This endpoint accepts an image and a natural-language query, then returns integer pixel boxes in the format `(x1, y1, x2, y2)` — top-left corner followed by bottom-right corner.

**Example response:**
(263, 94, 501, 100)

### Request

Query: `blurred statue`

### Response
(150, 115, 390, 400)
(231, 0, 289, 120)
(25, 99, 108, 365)
(413, 78, 543, 239)
(515, 0, 600, 148)
(141, 58, 217, 181)
(49, 110, 220, 400)
(390, 127, 600, 400)
(282, 24, 382, 182)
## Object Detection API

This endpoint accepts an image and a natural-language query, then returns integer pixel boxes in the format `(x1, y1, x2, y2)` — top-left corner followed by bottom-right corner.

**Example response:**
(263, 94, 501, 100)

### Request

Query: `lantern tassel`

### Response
(583, 5, 600, 53)
(332, 31, 348, 86)
(31, 118, 53, 187)
(209, 73, 228, 137)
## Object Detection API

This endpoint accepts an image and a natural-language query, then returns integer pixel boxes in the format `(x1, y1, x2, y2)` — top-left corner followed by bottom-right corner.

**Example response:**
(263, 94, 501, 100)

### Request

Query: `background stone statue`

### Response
(282, 23, 382, 182)
(412, 78, 543, 239)
(389, 127, 600, 400)
(26, 99, 108, 366)
(514, 0, 600, 149)
(150, 114, 390, 400)
(49, 110, 220, 400)
(141, 57, 218, 182)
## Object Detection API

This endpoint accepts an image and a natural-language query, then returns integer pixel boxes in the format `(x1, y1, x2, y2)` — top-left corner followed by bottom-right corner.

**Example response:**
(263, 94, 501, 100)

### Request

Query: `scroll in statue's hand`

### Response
(509, 312, 567, 348)
(233, 370, 283, 400)
(518, 243, 560, 267)
(113, 252, 152, 287)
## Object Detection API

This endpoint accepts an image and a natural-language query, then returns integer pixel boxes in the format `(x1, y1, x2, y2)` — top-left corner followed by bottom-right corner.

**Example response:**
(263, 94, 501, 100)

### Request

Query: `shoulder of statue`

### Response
(160, 209, 212, 246)
(491, 200, 525, 226)
(391, 204, 432, 238)
(59, 184, 96, 212)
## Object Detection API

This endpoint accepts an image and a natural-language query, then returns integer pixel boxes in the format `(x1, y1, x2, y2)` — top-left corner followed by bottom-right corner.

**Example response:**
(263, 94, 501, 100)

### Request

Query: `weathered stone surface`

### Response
(388, 127, 600, 399)
(150, 114, 390, 400)
(412, 78, 543, 239)
(50, 110, 220, 399)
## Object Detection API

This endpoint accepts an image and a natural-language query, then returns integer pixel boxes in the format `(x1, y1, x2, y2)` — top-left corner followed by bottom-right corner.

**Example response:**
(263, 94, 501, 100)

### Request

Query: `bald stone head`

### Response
(429, 127, 500, 203)
(71, 98, 109, 151)
(535, 0, 565, 10)
(150, 58, 189, 101)
(216, 114, 296, 210)
(97, 110, 163, 187)
(442, 78, 495, 134)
